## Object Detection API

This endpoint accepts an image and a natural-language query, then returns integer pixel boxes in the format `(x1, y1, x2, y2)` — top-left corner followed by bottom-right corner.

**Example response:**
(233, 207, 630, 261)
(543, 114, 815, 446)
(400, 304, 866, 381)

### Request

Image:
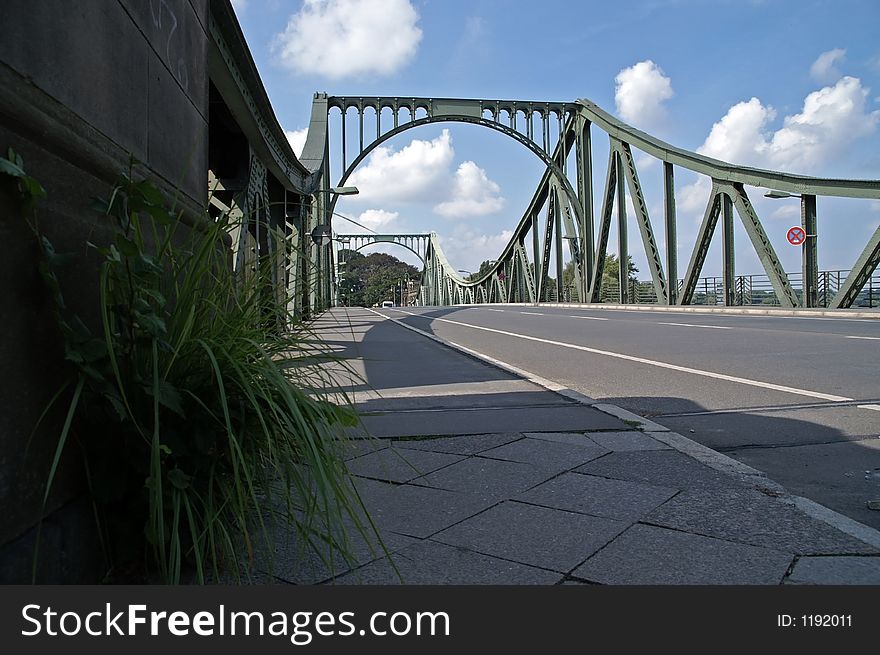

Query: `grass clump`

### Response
(7, 150, 374, 583)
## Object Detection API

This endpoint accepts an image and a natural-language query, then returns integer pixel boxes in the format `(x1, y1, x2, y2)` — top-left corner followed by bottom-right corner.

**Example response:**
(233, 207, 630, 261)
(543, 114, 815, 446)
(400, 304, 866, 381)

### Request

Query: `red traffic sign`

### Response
(787, 226, 806, 246)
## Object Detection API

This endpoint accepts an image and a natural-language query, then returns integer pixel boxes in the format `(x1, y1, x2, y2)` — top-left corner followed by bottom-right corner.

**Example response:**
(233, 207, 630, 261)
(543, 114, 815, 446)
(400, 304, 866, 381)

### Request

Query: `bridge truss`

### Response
(300, 93, 880, 310)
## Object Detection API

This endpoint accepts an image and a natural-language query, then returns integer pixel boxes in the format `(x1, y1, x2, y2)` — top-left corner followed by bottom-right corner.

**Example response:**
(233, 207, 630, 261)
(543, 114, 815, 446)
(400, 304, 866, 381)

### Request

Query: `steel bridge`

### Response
(300, 94, 880, 310)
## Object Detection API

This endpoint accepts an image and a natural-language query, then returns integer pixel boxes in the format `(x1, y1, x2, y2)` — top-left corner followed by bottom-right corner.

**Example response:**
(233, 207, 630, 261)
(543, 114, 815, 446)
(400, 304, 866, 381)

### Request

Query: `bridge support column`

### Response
(802, 194, 818, 308)
(722, 193, 735, 306)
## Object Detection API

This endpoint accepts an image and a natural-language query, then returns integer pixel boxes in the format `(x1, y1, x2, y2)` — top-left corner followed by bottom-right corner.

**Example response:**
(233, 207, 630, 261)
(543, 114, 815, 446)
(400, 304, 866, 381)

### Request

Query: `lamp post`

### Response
(309, 186, 359, 312)
(764, 190, 818, 307)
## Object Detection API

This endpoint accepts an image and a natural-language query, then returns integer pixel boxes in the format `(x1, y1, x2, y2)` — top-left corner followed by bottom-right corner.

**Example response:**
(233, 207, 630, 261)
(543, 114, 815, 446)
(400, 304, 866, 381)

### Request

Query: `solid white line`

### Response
(657, 322, 732, 330)
(846, 335, 880, 340)
(395, 310, 853, 403)
(858, 404, 880, 412)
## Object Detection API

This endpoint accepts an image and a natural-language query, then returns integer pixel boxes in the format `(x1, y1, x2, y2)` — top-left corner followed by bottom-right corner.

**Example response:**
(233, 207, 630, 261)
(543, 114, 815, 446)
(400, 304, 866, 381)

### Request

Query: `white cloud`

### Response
(347, 130, 454, 203)
(338, 209, 399, 235)
(285, 128, 308, 158)
(272, 0, 422, 79)
(635, 154, 658, 170)
(437, 227, 514, 273)
(695, 77, 879, 174)
(433, 161, 505, 218)
(771, 204, 800, 220)
(230, 0, 247, 12)
(696, 97, 776, 166)
(614, 60, 674, 129)
(810, 48, 846, 83)
(768, 77, 879, 171)
(677, 174, 712, 215)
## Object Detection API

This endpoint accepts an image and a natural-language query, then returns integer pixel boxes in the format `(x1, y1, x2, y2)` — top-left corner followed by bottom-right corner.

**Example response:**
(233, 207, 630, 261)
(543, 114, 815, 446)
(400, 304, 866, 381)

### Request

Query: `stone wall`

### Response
(0, 0, 210, 582)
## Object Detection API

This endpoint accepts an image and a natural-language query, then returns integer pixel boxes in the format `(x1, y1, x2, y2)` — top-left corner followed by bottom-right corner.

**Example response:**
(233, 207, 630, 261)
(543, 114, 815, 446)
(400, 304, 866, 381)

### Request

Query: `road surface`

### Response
(381, 305, 880, 529)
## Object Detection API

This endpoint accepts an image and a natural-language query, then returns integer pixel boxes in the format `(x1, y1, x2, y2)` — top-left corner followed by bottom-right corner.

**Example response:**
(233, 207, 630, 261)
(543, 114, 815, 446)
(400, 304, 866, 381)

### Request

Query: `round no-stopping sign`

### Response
(787, 226, 806, 246)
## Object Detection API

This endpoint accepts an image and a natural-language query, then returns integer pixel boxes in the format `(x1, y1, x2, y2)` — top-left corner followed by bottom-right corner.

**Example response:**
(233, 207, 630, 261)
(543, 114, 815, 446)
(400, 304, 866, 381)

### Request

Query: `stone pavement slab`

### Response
(414, 456, 557, 498)
(785, 556, 880, 585)
(345, 447, 465, 483)
(433, 501, 628, 573)
(355, 404, 625, 438)
(332, 539, 563, 585)
(394, 432, 522, 455)
(359, 481, 499, 539)
(571, 524, 795, 585)
(584, 431, 673, 452)
(480, 437, 608, 471)
(644, 486, 880, 555)
(575, 449, 739, 490)
(517, 472, 678, 522)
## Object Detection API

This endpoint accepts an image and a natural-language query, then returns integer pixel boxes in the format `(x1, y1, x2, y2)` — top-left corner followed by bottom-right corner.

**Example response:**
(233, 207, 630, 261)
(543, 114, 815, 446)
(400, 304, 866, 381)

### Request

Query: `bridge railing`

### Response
(553, 269, 879, 307)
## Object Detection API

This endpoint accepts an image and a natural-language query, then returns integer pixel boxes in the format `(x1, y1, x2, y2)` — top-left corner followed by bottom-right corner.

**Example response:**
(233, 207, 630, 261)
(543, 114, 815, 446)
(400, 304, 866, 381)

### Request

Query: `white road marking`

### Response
(572, 316, 609, 321)
(395, 310, 853, 403)
(521, 312, 546, 316)
(858, 404, 880, 412)
(846, 335, 880, 340)
(484, 308, 506, 312)
(657, 322, 732, 330)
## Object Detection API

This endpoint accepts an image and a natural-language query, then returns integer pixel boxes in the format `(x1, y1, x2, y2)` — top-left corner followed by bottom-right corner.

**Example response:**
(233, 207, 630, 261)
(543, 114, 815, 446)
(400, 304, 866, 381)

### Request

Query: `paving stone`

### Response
(331, 540, 563, 585)
(266, 518, 419, 585)
(357, 404, 626, 438)
(433, 501, 628, 573)
(572, 524, 794, 585)
(346, 447, 465, 483)
(523, 432, 601, 446)
(586, 431, 672, 452)
(338, 438, 389, 461)
(395, 433, 523, 455)
(518, 472, 678, 521)
(415, 457, 557, 497)
(364, 483, 500, 539)
(785, 556, 880, 585)
(645, 487, 880, 555)
(574, 449, 736, 490)
(481, 438, 607, 472)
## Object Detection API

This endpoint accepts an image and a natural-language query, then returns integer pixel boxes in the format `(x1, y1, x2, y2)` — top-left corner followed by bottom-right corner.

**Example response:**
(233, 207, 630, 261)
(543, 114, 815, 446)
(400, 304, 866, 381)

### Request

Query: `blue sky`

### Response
(232, 0, 880, 279)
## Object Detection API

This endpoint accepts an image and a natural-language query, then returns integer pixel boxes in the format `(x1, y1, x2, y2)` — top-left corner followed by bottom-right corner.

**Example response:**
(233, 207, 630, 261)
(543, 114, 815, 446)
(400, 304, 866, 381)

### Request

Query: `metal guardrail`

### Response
(564, 269, 880, 308)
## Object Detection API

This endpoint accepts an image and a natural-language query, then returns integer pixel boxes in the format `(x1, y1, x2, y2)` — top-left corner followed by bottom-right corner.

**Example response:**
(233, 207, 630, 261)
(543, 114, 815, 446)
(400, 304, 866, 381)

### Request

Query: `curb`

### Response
(367, 307, 880, 550)
(453, 302, 880, 320)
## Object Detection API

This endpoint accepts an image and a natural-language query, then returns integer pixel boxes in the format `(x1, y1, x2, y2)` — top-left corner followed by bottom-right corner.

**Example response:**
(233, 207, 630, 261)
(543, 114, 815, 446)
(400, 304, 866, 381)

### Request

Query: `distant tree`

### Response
(466, 259, 497, 282)
(341, 251, 419, 306)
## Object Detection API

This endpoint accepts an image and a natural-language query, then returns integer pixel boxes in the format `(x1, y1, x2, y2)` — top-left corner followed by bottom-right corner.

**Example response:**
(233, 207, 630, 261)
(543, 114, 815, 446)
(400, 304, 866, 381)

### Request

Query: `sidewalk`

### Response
(272, 307, 880, 585)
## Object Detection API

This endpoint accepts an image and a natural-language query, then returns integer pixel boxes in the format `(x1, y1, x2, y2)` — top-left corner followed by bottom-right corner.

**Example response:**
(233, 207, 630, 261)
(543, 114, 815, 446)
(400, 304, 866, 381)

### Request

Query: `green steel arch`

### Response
(303, 94, 880, 310)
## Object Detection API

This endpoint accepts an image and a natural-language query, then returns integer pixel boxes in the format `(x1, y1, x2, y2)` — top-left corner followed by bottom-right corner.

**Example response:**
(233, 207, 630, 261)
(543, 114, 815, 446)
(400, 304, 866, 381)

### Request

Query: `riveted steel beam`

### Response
(724, 182, 799, 308)
(576, 116, 595, 301)
(589, 149, 618, 302)
(680, 187, 722, 305)
(664, 162, 678, 305)
(615, 140, 668, 303)
(722, 192, 735, 306)
(831, 223, 880, 308)
(802, 194, 819, 308)
(616, 150, 629, 304)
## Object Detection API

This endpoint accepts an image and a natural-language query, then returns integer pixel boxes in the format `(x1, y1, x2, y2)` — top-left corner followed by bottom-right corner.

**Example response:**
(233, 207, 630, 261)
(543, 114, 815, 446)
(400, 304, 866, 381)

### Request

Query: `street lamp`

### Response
(764, 189, 818, 308)
(320, 186, 359, 196)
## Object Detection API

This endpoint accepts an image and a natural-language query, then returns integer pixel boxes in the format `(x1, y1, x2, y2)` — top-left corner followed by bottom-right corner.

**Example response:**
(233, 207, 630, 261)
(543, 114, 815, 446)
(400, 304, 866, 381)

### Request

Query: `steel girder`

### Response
(832, 223, 880, 308)
(311, 94, 880, 310)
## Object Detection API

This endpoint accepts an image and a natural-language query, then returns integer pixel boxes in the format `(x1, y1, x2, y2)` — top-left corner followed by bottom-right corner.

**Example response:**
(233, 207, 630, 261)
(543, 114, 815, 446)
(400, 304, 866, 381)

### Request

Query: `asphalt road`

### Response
(382, 305, 880, 530)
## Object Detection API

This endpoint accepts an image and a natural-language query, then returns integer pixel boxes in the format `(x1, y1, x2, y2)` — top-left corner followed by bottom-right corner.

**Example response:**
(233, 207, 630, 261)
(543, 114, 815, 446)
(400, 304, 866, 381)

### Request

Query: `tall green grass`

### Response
(8, 151, 375, 583)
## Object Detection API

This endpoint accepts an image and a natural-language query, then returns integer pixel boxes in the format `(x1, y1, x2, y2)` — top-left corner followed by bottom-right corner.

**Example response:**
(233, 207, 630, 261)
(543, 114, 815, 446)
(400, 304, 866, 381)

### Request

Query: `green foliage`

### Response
(7, 152, 374, 583)
(338, 249, 418, 307)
